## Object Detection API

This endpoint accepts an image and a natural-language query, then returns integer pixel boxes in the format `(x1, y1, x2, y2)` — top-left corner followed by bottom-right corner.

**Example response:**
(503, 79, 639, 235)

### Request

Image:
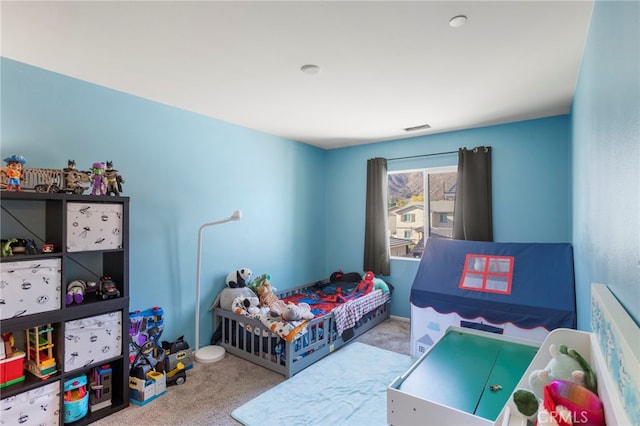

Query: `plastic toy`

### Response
(128, 307, 165, 374)
(24, 239, 38, 254)
(63, 375, 89, 423)
(66, 280, 87, 305)
(128, 307, 168, 405)
(161, 335, 193, 371)
(90, 162, 107, 196)
(104, 161, 125, 196)
(1, 238, 17, 256)
(25, 324, 57, 379)
(161, 337, 190, 387)
(62, 159, 91, 194)
(226, 268, 253, 288)
(90, 364, 113, 412)
(0, 333, 26, 388)
(97, 276, 120, 300)
(3, 154, 27, 191)
(41, 243, 54, 253)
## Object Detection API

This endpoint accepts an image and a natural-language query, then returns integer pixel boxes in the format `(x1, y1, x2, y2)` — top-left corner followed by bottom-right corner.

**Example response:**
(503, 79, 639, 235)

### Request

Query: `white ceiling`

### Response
(1, 1, 594, 150)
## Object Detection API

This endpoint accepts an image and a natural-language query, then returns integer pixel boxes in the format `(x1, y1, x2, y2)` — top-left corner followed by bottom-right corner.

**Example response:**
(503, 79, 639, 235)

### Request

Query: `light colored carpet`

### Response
(90, 318, 410, 426)
(232, 342, 413, 426)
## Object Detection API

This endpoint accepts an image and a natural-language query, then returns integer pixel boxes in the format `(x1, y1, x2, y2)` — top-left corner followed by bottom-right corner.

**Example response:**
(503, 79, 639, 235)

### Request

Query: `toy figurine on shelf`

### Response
(90, 162, 107, 196)
(104, 161, 125, 196)
(3, 154, 27, 191)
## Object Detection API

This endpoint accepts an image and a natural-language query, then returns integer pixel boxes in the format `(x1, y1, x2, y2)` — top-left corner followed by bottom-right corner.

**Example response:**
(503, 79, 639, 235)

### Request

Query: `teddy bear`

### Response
(226, 268, 252, 288)
(281, 302, 314, 321)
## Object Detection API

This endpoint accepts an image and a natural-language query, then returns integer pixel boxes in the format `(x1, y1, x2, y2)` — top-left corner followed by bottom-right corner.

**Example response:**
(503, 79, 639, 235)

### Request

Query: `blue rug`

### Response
(232, 342, 413, 426)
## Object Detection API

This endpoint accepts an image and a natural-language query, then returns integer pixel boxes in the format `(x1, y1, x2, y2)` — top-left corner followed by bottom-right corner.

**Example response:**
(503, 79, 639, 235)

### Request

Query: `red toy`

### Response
(357, 271, 375, 294)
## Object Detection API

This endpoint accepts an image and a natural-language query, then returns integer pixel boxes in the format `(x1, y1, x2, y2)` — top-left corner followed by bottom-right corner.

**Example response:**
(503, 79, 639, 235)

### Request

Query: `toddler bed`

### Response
(214, 279, 391, 377)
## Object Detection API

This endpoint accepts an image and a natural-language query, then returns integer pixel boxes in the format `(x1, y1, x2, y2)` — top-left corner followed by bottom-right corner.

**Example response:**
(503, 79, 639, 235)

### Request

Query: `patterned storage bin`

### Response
(0, 258, 61, 320)
(0, 381, 60, 425)
(66, 202, 123, 252)
(65, 311, 122, 371)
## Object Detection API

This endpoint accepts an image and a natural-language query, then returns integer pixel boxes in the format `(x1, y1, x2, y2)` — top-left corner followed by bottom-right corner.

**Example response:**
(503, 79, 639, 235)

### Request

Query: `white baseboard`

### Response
(390, 314, 410, 322)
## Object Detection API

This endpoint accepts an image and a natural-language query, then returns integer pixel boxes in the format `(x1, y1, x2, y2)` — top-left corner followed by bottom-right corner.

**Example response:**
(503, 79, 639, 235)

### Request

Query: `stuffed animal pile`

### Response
(512, 343, 604, 426)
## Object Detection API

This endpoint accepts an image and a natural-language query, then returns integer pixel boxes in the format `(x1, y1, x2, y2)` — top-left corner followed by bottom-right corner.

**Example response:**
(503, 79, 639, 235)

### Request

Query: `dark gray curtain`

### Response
(363, 157, 390, 276)
(453, 146, 493, 241)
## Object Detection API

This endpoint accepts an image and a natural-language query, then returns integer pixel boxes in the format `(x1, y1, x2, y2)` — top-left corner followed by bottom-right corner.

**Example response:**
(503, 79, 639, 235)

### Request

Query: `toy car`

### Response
(165, 362, 186, 386)
(97, 276, 120, 300)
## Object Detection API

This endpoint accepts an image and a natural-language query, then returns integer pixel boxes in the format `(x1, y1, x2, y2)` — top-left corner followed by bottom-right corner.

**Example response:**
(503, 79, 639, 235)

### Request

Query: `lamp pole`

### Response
(194, 209, 242, 363)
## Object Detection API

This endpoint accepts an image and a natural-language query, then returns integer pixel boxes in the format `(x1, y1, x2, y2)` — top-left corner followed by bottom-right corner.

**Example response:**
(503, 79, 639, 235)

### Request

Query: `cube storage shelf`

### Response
(0, 191, 130, 425)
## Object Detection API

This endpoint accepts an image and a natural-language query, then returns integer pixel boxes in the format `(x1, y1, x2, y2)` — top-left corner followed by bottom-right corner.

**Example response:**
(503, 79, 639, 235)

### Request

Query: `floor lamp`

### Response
(194, 209, 242, 363)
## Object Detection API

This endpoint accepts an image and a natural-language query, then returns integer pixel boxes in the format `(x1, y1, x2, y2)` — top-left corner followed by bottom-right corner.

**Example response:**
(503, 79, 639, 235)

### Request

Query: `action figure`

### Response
(90, 162, 107, 196)
(3, 154, 27, 191)
(104, 161, 125, 196)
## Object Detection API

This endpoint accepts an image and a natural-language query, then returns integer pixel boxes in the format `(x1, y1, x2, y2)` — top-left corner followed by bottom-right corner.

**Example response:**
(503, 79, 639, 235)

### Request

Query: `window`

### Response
(459, 254, 514, 294)
(401, 214, 415, 222)
(388, 166, 457, 259)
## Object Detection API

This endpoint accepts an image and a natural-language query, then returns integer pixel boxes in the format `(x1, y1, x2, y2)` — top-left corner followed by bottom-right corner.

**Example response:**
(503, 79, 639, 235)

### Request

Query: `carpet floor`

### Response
(91, 318, 410, 426)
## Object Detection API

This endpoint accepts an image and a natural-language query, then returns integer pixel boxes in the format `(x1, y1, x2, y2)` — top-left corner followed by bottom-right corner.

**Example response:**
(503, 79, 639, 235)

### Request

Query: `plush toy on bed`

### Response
(356, 271, 375, 294)
(232, 296, 261, 315)
(256, 279, 283, 311)
(217, 269, 256, 311)
(282, 302, 314, 321)
(226, 268, 253, 288)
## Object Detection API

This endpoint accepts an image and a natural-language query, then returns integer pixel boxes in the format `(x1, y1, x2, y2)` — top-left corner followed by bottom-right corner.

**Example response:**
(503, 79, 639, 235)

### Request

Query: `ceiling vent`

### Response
(404, 124, 431, 132)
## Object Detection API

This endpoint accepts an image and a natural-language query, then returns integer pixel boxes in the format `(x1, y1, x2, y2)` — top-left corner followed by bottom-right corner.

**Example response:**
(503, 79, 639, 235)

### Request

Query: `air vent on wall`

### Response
(404, 124, 431, 132)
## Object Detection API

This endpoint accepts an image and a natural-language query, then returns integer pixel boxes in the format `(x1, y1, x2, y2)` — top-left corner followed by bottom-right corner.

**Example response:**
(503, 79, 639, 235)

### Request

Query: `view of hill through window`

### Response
(388, 169, 457, 258)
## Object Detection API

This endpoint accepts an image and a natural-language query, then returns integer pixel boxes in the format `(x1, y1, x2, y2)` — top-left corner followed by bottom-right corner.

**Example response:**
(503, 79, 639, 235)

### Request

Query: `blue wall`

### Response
(571, 0, 640, 328)
(325, 117, 572, 318)
(1, 58, 327, 347)
(2, 0, 638, 344)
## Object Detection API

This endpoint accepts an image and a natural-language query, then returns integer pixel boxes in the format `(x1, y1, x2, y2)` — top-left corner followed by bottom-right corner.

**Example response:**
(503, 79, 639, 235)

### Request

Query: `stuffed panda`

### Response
(225, 268, 252, 288)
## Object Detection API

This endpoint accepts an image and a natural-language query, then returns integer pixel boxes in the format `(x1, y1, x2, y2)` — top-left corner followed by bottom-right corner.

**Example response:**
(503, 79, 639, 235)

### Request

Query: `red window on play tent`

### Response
(459, 254, 514, 294)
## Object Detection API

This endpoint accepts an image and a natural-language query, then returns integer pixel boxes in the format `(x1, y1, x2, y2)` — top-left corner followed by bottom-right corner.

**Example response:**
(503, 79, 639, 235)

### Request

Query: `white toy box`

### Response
(0, 258, 61, 320)
(0, 381, 60, 425)
(66, 202, 123, 252)
(129, 371, 166, 406)
(65, 311, 122, 371)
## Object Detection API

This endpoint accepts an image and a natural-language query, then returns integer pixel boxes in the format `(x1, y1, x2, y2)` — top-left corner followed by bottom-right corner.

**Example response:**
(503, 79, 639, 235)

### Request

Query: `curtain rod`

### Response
(387, 150, 458, 161)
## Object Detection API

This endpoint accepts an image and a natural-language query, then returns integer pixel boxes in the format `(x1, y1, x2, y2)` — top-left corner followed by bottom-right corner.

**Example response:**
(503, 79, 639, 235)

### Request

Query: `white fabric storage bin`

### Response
(65, 311, 122, 371)
(0, 258, 61, 320)
(0, 381, 60, 425)
(66, 202, 123, 252)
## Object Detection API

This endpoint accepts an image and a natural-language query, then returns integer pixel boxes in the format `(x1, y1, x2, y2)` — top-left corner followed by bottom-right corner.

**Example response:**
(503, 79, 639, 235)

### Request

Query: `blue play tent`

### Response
(410, 238, 576, 355)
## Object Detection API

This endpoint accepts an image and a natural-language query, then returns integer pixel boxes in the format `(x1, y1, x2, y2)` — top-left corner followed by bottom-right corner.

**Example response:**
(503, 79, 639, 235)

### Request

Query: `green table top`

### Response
(398, 330, 538, 421)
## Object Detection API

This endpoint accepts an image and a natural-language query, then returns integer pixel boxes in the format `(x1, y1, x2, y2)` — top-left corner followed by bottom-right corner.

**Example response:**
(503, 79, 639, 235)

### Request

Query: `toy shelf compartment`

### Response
(0, 190, 131, 426)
